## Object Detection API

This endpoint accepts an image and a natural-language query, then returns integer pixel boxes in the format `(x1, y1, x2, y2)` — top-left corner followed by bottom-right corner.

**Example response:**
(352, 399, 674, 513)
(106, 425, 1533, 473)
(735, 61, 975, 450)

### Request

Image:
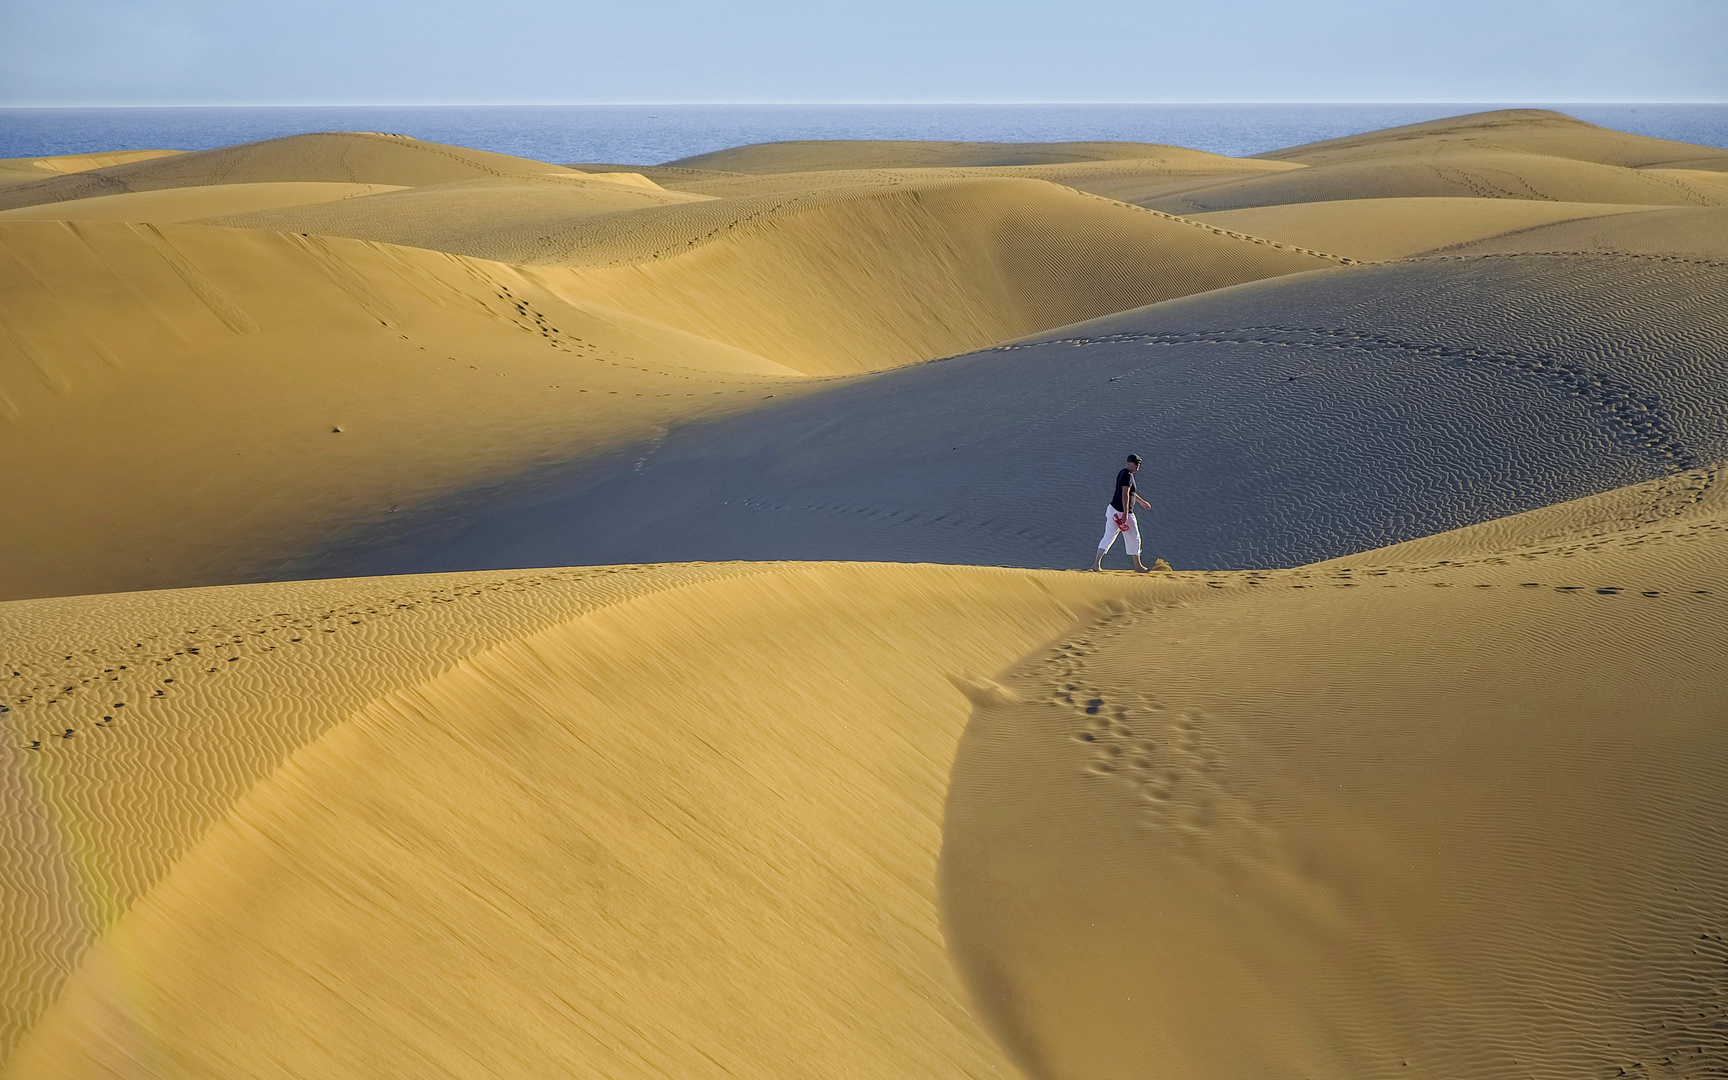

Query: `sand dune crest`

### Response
(2, 564, 1160, 1078)
(0, 133, 634, 214)
(1260, 108, 1728, 171)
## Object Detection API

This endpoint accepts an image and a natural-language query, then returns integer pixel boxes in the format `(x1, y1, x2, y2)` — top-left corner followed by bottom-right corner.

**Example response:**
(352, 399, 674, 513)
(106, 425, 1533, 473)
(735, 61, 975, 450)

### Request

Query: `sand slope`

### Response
(942, 471, 1728, 1080)
(1142, 147, 1727, 214)
(1450, 204, 1728, 258)
(0, 182, 405, 223)
(0, 219, 806, 601)
(613, 157, 1307, 213)
(1261, 108, 1728, 171)
(202, 175, 711, 260)
(308, 248, 1728, 578)
(0, 182, 1336, 599)
(1190, 198, 1657, 260)
(0, 152, 181, 189)
(531, 178, 1340, 374)
(1118, 111, 1728, 215)
(0, 133, 622, 213)
(5, 474, 1723, 1078)
(0, 562, 1156, 1077)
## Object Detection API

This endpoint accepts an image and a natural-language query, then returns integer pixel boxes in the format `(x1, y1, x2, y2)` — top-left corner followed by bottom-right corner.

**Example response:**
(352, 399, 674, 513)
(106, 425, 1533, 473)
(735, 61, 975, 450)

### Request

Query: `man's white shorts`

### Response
(1099, 506, 1140, 556)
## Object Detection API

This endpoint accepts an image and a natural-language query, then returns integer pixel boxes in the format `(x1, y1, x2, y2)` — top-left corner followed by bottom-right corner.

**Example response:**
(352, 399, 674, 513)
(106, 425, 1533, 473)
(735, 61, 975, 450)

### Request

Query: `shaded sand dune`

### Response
(0, 133, 628, 213)
(0, 183, 1334, 599)
(0, 562, 1156, 1076)
(301, 249, 1728, 578)
(942, 473, 1728, 1080)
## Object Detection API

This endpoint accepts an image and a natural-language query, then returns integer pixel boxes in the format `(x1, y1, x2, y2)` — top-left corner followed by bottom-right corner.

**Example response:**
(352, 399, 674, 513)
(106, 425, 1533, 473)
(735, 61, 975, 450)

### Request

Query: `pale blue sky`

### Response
(1, 0, 1723, 106)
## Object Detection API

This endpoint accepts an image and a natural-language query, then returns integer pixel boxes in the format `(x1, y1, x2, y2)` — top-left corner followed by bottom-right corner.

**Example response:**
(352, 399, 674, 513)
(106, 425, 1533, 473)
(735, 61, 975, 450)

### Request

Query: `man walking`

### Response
(1095, 453, 1154, 572)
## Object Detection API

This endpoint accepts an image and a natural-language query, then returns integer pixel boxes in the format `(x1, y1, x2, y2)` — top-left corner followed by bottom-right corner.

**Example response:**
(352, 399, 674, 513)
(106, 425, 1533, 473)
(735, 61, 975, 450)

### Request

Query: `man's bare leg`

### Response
(1132, 555, 1150, 572)
(1094, 547, 1108, 571)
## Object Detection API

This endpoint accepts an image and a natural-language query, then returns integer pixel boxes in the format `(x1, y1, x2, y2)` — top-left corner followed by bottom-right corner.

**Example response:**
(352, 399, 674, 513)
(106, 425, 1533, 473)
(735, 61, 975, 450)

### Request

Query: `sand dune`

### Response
(0, 151, 180, 188)
(529, 178, 1339, 373)
(4, 475, 1722, 1078)
(0, 562, 1157, 1077)
(1451, 204, 1728, 257)
(0, 182, 405, 223)
(0, 219, 805, 601)
(942, 472, 1728, 1080)
(1261, 107, 1728, 171)
(0, 133, 635, 213)
(1126, 111, 1728, 215)
(1141, 147, 1727, 214)
(204, 175, 713, 261)
(1190, 198, 1657, 260)
(593, 155, 1303, 211)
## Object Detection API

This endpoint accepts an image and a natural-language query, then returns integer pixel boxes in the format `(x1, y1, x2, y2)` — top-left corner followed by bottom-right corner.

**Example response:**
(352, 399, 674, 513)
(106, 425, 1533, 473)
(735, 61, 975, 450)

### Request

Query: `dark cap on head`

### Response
(1126, 453, 1142, 464)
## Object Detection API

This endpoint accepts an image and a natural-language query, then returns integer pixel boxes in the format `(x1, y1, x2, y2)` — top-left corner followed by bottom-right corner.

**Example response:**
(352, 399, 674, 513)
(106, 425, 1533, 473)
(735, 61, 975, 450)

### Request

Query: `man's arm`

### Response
(1133, 492, 1151, 510)
(1119, 484, 1132, 513)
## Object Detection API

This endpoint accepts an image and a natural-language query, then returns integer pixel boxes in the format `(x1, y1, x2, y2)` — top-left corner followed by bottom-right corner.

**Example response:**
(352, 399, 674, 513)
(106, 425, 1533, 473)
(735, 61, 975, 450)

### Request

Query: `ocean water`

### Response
(2, 104, 1725, 166)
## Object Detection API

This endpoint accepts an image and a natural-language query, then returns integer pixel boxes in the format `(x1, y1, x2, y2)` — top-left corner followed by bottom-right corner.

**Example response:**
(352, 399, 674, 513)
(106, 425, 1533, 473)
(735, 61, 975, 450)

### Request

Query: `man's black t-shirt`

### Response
(1110, 467, 1136, 513)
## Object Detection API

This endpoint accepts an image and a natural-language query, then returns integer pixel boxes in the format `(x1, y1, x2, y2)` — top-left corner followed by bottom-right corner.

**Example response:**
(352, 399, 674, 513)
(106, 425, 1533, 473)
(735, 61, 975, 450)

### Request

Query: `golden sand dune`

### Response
(204, 175, 713, 261)
(4, 476, 1723, 1078)
(0, 562, 1155, 1077)
(0, 151, 180, 188)
(1262, 108, 1728, 171)
(0, 182, 405, 223)
(0, 181, 1335, 599)
(528, 178, 1339, 371)
(1143, 146, 1727, 214)
(1134, 110, 1728, 217)
(600, 154, 1303, 210)
(0, 219, 803, 600)
(0, 133, 641, 214)
(1314, 464, 1724, 567)
(1452, 204, 1728, 258)
(1190, 197, 1656, 260)
(942, 477, 1728, 1080)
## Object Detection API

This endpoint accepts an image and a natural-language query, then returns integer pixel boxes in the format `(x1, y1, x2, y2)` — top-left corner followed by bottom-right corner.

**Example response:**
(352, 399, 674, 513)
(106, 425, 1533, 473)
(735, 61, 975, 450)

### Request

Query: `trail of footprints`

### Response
(1035, 631, 1266, 850)
(0, 565, 666, 752)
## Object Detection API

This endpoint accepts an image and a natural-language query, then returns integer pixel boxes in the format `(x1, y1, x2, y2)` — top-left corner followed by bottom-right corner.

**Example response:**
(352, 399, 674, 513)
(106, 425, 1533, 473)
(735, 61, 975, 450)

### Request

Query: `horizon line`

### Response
(5, 100, 1727, 111)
